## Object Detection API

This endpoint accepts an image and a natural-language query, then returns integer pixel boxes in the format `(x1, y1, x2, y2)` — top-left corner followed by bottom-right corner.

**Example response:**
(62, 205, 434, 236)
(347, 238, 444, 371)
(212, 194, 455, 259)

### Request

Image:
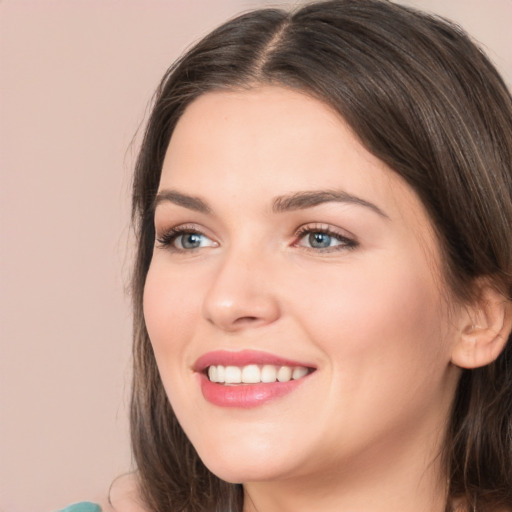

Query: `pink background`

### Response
(1, 1, 511, 510)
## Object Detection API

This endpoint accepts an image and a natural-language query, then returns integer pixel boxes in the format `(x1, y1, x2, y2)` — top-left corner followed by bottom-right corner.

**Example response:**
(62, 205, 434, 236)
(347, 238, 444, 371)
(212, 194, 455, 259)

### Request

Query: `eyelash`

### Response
(155, 224, 358, 253)
(294, 224, 358, 252)
(156, 224, 208, 250)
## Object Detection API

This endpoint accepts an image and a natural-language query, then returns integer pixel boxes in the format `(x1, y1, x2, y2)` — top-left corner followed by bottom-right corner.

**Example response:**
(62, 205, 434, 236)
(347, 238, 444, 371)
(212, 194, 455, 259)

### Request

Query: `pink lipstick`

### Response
(194, 350, 315, 408)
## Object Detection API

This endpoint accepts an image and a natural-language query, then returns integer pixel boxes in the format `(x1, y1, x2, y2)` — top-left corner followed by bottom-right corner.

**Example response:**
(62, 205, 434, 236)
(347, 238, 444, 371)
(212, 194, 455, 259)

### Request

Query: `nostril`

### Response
(234, 316, 260, 324)
(206, 315, 263, 330)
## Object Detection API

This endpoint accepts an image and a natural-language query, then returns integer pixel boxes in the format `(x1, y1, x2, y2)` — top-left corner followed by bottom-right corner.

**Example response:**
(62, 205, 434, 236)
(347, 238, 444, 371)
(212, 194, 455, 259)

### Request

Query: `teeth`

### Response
(241, 364, 260, 384)
(292, 366, 308, 380)
(208, 366, 218, 382)
(206, 364, 310, 384)
(261, 364, 277, 383)
(224, 366, 242, 384)
(277, 366, 292, 382)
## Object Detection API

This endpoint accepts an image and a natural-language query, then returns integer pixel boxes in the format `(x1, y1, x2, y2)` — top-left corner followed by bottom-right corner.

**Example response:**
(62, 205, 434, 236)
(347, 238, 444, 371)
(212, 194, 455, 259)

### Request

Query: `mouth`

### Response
(194, 350, 316, 408)
(206, 364, 313, 384)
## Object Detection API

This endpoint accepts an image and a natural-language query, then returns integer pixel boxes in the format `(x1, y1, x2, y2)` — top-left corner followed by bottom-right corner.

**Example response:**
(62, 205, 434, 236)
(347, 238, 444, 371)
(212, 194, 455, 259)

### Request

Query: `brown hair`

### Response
(130, 1, 512, 510)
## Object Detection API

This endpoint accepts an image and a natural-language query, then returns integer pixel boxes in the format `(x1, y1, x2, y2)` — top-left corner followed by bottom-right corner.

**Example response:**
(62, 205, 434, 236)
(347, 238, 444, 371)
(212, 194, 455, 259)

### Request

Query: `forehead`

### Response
(163, 87, 388, 194)
(162, 87, 426, 221)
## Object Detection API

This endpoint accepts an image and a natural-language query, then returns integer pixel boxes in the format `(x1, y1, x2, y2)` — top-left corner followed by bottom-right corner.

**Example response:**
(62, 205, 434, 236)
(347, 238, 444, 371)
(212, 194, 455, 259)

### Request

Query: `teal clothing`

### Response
(57, 503, 101, 512)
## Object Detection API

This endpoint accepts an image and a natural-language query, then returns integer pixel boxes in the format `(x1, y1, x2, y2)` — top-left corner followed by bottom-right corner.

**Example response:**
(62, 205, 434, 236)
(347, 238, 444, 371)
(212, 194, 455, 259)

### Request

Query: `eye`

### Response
(295, 225, 357, 252)
(176, 232, 213, 249)
(156, 226, 217, 251)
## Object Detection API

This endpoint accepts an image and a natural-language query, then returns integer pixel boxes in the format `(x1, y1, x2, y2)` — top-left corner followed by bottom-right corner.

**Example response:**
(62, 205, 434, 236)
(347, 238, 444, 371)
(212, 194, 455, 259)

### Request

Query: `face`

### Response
(143, 87, 462, 486)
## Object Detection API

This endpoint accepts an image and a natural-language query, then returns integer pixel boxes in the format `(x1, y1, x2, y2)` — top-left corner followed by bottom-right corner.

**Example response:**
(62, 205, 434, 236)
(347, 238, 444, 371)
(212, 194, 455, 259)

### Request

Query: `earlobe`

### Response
(451, 285, 512, 369)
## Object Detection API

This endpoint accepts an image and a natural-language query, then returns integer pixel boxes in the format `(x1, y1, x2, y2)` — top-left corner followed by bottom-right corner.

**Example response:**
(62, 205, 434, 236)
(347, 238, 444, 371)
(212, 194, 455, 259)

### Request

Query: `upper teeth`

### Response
(207, 364, 309, 384)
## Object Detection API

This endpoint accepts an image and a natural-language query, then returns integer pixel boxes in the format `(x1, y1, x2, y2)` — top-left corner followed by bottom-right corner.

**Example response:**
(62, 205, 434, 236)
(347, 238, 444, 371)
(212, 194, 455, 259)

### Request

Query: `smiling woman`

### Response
(144, 86, 462, 494)
(122, 1, 512, 511)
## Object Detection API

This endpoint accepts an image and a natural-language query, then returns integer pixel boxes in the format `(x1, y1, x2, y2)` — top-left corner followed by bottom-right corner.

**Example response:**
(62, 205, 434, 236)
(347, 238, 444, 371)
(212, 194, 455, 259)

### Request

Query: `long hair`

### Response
(130, 1, 512, 510)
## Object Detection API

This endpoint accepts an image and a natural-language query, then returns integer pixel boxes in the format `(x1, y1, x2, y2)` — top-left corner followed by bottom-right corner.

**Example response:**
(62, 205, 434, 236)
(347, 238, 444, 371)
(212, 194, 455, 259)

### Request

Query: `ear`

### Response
(451, 284, 512, 369)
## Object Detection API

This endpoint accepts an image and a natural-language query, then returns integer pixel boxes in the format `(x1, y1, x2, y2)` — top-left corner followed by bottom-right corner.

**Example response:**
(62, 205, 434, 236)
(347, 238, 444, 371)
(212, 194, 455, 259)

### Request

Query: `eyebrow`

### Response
(272, 190, 389, 218)
(154, 188, 388, 219)
(154, 190, 211, 214)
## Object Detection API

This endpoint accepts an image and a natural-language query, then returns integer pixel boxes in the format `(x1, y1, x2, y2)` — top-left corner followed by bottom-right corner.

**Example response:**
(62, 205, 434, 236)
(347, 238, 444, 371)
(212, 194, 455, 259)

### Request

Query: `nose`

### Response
(202, 247, 281, 332)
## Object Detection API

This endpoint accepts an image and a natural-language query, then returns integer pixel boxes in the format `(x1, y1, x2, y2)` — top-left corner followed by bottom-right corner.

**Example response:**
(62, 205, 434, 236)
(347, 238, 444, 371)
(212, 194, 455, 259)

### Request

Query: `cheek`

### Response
(297, 253, 450, 380)
(298, 257, 454, 445)
(143, 263, 198, 363)
(143, 263, 207, 418)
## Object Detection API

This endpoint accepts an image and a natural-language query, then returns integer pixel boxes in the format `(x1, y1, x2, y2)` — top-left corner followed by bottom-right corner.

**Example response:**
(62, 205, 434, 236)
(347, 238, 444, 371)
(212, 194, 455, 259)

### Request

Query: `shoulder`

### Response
(57, 474, 146, 512)
(56, 503, 102, 512)
(101, 472, 148, 512)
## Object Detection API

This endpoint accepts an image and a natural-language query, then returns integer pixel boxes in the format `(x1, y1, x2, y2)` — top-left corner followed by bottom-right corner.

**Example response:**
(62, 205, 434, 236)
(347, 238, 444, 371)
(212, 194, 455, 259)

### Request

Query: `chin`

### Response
(202, 457, 290, 484)
(190, 433, 304, 484)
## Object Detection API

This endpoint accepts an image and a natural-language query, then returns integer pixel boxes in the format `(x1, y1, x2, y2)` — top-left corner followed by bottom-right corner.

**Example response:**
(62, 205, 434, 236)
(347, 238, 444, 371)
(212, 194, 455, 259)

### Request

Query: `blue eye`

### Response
(307, 232, 337, 249)
(179, 232, 208, 249)
(156, 227, 216, 251)
(296, 226, 357, 251)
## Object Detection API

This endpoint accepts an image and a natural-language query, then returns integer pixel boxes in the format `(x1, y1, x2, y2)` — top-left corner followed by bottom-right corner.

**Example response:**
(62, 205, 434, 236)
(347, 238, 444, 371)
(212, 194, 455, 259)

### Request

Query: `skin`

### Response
(143, 86, 468, 512)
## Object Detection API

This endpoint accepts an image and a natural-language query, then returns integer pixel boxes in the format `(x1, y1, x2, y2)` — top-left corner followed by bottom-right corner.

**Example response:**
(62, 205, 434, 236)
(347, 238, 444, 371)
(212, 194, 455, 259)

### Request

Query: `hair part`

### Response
(130, 1, 512, 510)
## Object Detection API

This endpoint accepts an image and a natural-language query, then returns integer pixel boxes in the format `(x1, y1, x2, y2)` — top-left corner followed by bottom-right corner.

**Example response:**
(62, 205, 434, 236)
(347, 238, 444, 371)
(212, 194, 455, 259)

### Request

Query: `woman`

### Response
(63, 0, 512, 511)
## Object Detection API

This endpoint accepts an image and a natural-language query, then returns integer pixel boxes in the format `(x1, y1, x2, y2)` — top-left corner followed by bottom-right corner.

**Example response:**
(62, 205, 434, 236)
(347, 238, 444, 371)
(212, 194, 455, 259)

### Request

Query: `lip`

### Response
(194, 350, 316, 409)
(193, 349, 314, 372)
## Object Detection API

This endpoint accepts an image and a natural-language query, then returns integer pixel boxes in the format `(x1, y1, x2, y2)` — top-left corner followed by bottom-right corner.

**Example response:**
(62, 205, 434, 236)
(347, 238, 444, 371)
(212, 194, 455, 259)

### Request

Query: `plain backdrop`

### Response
(1, 1, 511, 510)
